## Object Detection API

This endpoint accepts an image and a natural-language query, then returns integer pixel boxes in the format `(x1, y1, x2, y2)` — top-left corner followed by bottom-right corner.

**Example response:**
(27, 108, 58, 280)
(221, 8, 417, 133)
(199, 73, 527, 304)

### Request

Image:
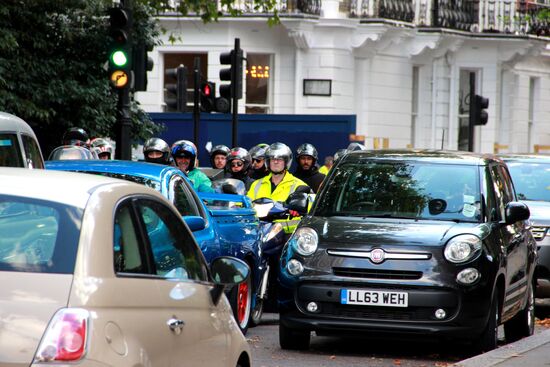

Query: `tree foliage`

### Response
(0, 0, 277, 156)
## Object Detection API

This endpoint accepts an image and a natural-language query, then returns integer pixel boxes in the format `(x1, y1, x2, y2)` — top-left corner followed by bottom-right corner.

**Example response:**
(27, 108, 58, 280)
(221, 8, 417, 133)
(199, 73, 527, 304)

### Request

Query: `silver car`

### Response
(0, 111, 44, 168)
(0, 168, 252, 367)
(501, 154, 550, 298)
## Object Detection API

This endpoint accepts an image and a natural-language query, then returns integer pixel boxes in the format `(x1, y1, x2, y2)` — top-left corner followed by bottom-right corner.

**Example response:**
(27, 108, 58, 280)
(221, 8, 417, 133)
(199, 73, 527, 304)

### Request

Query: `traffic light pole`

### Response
(193, 57, 200, 145)
(231, 38, 240, 148)
(468, 72, 475, 152)
(115, 87, 132, 160)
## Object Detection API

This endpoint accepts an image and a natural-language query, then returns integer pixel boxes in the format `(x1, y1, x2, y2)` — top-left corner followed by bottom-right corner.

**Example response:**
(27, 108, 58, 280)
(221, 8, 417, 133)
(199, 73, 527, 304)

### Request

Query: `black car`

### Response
(278, 150, 537, 352)
(500, 154, 550, 297)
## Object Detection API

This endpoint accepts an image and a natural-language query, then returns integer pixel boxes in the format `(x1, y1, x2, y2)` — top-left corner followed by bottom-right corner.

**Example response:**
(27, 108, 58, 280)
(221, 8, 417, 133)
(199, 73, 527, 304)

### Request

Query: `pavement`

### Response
(456, 328, 550, 367)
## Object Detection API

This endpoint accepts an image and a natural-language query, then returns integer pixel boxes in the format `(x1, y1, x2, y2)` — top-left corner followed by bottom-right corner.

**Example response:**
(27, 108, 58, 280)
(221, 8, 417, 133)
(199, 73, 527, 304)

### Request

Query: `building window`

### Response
(457, 69, 477, 151)
(163, 53, 207, 112)
(245, 53, 272, 114)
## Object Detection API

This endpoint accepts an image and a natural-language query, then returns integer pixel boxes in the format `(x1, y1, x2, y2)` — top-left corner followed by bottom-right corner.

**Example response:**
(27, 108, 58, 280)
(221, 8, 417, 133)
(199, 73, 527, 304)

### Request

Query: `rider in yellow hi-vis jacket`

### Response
(247, 142, 311, 234)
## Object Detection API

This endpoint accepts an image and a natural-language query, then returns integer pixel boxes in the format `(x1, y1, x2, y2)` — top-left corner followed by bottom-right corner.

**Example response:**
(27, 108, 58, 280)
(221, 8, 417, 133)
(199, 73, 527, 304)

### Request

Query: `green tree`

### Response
(0, 0, 277, 156)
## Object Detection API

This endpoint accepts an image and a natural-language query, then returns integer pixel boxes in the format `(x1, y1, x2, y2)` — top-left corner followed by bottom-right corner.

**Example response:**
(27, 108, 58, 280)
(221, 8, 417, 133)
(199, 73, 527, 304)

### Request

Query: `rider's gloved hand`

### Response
(289, 209, 300, 218)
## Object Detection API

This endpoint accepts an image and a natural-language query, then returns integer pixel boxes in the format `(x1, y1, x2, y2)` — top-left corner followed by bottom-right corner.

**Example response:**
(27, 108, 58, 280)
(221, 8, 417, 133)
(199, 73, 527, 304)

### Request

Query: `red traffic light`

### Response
(203, 83, 211, 96)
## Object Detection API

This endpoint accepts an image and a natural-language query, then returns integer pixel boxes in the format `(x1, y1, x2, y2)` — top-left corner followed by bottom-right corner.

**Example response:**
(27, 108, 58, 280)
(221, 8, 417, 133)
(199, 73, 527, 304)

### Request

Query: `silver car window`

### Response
(0, 134, 23, 167)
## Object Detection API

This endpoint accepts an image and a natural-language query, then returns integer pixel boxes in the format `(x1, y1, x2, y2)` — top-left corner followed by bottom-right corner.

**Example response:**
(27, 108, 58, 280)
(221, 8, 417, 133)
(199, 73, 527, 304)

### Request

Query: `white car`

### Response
(0, 168, 252, 367)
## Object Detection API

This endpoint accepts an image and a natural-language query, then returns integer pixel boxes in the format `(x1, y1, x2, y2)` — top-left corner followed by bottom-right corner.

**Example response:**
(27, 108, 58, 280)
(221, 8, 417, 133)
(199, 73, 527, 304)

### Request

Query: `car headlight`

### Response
(444, 234, 482, 263)
(291, 227, 318, 256)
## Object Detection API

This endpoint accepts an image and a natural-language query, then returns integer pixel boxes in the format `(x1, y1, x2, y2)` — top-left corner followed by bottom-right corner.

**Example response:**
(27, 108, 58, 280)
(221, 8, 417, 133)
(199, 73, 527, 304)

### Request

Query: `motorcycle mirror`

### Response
(286, 192, 309, 215)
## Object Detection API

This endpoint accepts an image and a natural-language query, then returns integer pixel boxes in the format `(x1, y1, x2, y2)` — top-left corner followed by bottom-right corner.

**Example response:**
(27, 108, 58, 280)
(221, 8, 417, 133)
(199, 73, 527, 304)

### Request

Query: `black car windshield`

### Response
(506, 162, 550, 202)
(315, 161, 481, 222)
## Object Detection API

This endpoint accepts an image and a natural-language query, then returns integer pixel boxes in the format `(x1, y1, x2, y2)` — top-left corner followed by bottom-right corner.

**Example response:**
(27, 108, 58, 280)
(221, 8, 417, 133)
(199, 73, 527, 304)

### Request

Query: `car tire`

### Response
(249, 297, 264, 327)
(279, 322, 310, 350)
(504, 281, 535, 342)
(474, 289, 499, 353)
(229, 275, 252, 335)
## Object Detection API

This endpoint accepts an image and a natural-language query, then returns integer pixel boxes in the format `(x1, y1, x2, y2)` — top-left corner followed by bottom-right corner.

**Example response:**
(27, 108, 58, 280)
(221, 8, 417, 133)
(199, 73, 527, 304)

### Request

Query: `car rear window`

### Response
(0, 195, 82, 273)
(315, 161, 481, 222)
(0, 134, 24, 167)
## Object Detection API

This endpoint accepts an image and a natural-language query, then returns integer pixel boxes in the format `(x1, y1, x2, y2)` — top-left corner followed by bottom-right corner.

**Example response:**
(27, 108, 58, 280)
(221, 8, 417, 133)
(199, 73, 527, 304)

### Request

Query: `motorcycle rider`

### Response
(319, 155, 333, 175)
(90, 138, 114, 160)
(62, 127, 90, 148)
(210, 144, 230, 169)
(171, 140, 214, 193)
(248, 142, 310, 234)
(248, 143, 270, 180)
(293, 143, 326, 193)
(225, 147, 255, 190)
(143, 138, 172, 165)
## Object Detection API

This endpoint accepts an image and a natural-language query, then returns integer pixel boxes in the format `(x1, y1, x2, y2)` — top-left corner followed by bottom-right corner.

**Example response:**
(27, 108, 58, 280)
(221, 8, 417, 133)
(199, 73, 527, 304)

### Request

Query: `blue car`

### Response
(46, 160, 265, 334)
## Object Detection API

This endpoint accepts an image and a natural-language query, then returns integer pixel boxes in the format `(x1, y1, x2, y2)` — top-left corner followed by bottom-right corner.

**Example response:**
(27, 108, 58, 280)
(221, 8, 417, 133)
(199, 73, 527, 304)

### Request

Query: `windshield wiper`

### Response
(350, 213, 419, 220)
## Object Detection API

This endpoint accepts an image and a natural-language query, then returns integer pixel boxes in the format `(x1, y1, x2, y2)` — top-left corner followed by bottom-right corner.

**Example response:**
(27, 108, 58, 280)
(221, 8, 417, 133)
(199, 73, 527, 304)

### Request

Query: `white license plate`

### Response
(341, 289, 408, 307)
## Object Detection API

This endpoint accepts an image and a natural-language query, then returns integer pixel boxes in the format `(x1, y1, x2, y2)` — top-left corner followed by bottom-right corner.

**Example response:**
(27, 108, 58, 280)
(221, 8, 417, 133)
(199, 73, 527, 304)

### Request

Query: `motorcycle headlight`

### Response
(292, 227, 318, 256)
(263, 222, 283, 243)
(444, 234, 482, 263)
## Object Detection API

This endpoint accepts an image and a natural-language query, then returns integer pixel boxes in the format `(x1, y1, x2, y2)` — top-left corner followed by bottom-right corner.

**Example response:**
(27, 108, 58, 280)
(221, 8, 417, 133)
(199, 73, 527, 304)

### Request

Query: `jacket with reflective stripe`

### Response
(247, 171, 309, 202)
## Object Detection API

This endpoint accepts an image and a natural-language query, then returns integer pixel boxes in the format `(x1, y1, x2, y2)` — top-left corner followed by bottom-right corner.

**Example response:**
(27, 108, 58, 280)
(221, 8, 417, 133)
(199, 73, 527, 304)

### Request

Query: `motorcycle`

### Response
(211, 178, 311, 325)
(250, 191, 311, 321)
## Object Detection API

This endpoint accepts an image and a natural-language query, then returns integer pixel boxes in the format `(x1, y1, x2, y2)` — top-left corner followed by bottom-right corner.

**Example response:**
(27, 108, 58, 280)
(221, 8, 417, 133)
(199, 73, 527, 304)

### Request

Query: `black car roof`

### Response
(341, 149, 503, 166)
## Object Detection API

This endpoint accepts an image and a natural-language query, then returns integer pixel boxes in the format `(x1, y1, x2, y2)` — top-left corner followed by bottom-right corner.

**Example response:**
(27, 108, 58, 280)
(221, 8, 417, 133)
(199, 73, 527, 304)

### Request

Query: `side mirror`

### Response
(505, 202, 530, 224)
(209, 257, 250, 305)
(183, 216, 206, 232)
(286, 192, 309, 215)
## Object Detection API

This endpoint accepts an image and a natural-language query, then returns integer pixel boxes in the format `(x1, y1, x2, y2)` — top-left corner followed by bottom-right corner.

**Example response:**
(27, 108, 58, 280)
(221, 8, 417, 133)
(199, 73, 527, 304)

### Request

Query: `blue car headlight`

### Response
(291, 227, 318, 256)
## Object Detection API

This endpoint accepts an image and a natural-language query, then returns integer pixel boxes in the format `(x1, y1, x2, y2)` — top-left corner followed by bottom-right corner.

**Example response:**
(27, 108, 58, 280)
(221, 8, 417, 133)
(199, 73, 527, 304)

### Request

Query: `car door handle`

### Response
(167, 318, 185, 333)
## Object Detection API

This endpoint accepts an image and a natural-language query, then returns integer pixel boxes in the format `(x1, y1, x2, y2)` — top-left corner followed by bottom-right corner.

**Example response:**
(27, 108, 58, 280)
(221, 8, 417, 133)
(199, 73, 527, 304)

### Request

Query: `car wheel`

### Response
(249, 297, 264, 327)
(279, 322, 310, 350)
(504, 281, 535, 342)
(230, 275, 251, 335)
(474, 289, 499, 353)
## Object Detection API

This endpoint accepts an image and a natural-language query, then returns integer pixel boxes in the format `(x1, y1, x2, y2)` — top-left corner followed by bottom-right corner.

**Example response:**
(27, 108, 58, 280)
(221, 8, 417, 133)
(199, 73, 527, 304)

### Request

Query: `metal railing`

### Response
(346, 0, 549, 34)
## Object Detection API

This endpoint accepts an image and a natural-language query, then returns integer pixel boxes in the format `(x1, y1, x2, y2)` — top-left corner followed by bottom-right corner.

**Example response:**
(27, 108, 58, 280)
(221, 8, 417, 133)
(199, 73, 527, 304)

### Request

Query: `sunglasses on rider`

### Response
(252, 158, 263, 163)
(231, 161, 244, 167)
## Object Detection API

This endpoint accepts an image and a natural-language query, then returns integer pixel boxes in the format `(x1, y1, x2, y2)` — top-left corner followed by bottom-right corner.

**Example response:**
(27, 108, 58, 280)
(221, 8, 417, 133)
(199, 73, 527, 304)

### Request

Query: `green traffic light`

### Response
(111, 50, 128, 67)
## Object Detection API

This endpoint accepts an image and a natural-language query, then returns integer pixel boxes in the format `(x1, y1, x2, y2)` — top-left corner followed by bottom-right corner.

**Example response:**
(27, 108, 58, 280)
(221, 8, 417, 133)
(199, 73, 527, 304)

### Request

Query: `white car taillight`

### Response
(35, 308, 89, 362)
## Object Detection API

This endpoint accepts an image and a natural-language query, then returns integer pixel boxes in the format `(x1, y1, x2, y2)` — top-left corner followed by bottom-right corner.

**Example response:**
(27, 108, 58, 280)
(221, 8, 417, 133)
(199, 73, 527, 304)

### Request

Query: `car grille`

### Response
(311, 303, 457, 322)
(531, 226, 548, 241)
(333, 267, 423, 280)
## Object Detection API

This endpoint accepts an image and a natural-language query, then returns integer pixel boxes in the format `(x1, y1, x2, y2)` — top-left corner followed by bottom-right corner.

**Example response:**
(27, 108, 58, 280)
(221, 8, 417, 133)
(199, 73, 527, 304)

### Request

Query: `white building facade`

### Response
(136, 0, 550, 153)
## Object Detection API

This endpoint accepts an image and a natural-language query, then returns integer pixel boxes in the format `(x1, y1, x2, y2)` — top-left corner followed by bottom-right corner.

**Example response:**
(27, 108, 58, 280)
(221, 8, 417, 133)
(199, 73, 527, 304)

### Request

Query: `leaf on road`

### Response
(393, 359, 402, 365)
(536, 318, 550, 327)
(329, 355, 336, 360)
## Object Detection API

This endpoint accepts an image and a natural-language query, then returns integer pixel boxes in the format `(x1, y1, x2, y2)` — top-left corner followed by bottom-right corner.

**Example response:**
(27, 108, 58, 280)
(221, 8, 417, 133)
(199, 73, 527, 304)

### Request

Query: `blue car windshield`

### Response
(315, 161, 481, 222)
(506, 162, 550, 202)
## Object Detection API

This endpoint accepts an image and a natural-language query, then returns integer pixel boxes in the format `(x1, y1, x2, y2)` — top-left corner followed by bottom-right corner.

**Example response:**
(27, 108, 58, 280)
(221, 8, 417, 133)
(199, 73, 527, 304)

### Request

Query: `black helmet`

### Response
(171, 140, 197, 170)
(48, 145, 97, 160)
(296, 143, 318, 163)
(266, 142, 293, 171)
(226, 147, 251, 172)
(249, 143, 269, 160)
(90, 138, 114, 160)
(210, 144, 230, 167)
(143, 138, 170, 165)
(333, 148, 347, 162)
(347, 142, 366, 151)
(62, 127, 89, 147)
